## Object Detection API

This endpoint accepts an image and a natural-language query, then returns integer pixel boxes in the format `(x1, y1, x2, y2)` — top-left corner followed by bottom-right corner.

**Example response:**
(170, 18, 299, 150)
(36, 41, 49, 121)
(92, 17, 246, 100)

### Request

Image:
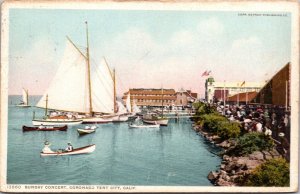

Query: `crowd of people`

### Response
(213, 103, 290, 160)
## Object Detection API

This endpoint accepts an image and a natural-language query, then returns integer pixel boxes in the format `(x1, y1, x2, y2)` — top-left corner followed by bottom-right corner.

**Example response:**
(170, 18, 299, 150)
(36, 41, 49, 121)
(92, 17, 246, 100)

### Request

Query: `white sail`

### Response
(36, 38, 114, 114)
(126, 92, 131, 113)
(116, 101, 127, 114)
(132, 100, 141, 113)
(90, 58, 114, 114)
(22, 88, 28, 105)
(36, 40, 90, 113)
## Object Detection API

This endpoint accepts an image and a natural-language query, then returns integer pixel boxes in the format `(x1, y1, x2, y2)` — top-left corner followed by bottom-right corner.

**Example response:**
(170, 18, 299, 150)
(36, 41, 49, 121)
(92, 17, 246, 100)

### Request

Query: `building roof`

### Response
(122, 88, 197, 100)
(227, 91, 258, 102)
(124, 88, 176, 95)
(122, 95, 176, 100)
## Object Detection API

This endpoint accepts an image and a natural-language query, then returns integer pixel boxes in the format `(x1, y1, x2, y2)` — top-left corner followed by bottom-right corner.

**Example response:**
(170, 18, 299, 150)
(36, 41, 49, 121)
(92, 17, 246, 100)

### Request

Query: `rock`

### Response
(207, 171, 219, 181)
(218, 140, 231, 148)
(220, 164, 225, 170)
(249, 151, 264, 160)
(220, 173, 231, 181)
(230, 175, 241, 182)
(223, 155, 230, 161)
(219, 170, 227, 176)
(224, 163, 235, 172)
(216, 178, 235, 186)
(261, 150, 281, 160)
(236, 157, 248, 168)
(245, 160, 263, 170)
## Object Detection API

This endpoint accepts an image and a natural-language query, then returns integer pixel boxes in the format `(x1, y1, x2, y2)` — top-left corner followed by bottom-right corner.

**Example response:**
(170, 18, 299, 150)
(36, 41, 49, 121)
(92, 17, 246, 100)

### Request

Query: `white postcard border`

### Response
(0, 0, 299, 193)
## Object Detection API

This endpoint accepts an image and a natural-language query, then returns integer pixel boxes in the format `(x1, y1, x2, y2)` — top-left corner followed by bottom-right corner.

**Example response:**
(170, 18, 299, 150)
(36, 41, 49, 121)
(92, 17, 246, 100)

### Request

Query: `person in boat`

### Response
(42, 141, 54, 153)
(65, 142, 73, 152)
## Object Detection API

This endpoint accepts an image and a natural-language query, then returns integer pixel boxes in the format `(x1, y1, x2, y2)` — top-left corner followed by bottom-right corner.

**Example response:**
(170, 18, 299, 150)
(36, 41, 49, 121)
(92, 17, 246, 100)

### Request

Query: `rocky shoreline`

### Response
(193, 124, 281, 186)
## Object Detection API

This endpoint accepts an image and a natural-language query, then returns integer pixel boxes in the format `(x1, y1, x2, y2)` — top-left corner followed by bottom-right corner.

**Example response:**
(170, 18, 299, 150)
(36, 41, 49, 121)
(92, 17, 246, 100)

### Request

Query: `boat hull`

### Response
(77, 128, 95, 135)
(40, 144, 96, 156)
(129, 124, 160, 128)
(32, 119, 82, 126)
(16, 105, 31, 108)
(23, 125, 67, 132)
(81, 117, 112, 124)
(112, 115, 129, 122)
(143, 119, 168, 126)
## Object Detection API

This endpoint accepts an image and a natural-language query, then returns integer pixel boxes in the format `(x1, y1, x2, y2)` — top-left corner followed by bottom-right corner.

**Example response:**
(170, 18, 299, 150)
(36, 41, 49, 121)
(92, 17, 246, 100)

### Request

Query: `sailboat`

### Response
(109, 67, 128, 122)
(125, 93, 140, 120)
(132, 100, 141, 114)
(33, 22, 114, 125)
(16, 88, 30, 107)
(142, 88, 169, 126)
(33, 95, 83, 126)
(112, 101, 129, 122)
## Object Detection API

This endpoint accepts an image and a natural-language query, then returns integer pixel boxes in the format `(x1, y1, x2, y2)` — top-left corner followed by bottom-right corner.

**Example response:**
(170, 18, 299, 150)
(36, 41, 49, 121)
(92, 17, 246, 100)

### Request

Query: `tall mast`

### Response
(45, 94, 48, 117)
(26, 89, 29, 106)
(113, 68, 117, 113)
(161, 88, 164, 117)
(85, 21, 93, 115)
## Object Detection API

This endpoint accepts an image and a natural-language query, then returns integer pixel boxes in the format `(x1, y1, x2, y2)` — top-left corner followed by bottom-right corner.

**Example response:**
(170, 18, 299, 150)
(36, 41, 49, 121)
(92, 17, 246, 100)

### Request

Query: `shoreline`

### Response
(192, 123, 282, 186)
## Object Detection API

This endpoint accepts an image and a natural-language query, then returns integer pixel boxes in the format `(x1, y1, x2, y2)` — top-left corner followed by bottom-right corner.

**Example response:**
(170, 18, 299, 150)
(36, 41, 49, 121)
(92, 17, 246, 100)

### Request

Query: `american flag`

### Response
(201, 70, 211, 77)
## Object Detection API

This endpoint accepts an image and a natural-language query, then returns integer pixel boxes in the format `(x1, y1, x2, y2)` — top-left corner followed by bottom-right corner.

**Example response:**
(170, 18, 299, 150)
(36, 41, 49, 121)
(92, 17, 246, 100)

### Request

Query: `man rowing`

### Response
(65, 142, 73, 152)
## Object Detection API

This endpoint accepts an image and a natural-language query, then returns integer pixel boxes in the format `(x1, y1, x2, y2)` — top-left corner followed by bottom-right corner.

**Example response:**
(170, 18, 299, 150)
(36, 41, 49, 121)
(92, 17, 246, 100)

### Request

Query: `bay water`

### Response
(7, 95, 221, 186)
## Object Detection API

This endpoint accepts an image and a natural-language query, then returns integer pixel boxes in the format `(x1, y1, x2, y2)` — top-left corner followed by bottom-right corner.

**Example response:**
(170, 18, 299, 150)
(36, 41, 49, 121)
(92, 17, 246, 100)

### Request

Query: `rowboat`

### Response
(77, 126, 97, 135)
(40, 144, 96, 156)
(23, 125, 67, 132)
(129, 124, 160, 128)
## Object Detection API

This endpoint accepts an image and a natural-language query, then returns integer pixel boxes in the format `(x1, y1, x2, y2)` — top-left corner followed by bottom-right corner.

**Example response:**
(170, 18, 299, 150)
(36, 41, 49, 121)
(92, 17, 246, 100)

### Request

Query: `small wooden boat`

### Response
(77, 126, 96, 135)
(40, 144, 96, 156)
(22, 125, 67, 132)
(129, 123, 160, 128)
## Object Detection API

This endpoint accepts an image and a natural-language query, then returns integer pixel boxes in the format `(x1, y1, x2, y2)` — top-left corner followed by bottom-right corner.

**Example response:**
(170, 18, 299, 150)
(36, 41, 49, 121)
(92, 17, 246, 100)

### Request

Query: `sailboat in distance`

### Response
(142, 88, 169, 126)
(16, 88, 30, 107)
(33, 22, 114, 125)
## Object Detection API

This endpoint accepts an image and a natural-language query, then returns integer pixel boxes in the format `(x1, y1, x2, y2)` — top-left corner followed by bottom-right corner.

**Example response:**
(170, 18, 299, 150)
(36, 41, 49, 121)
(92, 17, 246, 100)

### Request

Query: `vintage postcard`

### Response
(0, 0, 299, 193)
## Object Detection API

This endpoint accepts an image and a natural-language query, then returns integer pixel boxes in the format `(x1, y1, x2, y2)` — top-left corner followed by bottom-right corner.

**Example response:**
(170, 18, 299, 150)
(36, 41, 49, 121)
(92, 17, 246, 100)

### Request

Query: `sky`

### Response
(8, 8, 291, 97)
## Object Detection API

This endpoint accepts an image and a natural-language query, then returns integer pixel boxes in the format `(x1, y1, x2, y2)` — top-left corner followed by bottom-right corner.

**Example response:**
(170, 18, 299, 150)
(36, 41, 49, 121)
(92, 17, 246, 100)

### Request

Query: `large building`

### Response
(252, 63, 290, 107)
(122, 88, 197, 107)
(205, 77, 265, 103)
(227, 91, 258, 104)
